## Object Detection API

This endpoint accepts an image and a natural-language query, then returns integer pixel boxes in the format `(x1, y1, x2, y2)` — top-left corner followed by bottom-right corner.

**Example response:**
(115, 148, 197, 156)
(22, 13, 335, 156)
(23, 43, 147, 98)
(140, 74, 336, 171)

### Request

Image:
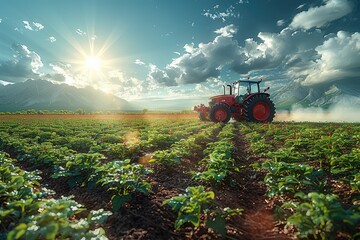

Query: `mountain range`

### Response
(0, 79, 359, 112)
(0, 80, 138, 112)
(272, 80, 360, 110)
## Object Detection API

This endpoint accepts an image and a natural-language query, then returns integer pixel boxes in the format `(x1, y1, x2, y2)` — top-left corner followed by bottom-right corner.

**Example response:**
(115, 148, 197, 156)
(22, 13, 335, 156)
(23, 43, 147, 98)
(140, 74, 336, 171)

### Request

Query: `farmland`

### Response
(0, 114, 359, 240)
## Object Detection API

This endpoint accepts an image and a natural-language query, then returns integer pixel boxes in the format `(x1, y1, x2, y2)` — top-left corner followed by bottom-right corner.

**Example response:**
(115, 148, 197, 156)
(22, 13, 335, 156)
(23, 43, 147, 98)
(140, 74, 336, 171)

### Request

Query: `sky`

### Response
(0, 0, 359, 105)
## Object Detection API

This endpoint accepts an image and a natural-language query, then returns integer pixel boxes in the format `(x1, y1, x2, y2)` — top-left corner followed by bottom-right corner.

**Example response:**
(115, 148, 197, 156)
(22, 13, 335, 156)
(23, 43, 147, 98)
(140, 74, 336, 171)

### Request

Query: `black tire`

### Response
(209, 104, 231, 123)
(243, 94, 276, 122)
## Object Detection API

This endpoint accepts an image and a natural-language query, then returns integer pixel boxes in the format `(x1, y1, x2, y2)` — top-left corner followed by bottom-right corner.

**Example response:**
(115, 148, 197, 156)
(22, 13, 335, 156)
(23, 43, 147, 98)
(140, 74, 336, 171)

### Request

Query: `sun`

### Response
(85, 56, 101, 71)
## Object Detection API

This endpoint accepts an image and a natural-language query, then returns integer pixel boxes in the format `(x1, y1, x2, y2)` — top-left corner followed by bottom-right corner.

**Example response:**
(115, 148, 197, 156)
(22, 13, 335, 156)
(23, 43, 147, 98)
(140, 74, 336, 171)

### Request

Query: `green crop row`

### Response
(240, 122, 360, 239)
(0, 152, 111, 240)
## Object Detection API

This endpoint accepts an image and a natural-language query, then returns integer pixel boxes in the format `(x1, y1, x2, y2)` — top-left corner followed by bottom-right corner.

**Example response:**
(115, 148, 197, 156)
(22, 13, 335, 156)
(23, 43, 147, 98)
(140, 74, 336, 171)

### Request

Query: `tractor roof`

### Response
(232, 80, 262, 85)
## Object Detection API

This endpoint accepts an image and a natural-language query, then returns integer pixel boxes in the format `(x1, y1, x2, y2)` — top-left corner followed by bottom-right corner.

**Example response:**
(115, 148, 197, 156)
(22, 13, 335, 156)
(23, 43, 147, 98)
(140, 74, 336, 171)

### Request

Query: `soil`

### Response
(7, 119, 293, 240)
(0, 114, 198, 120)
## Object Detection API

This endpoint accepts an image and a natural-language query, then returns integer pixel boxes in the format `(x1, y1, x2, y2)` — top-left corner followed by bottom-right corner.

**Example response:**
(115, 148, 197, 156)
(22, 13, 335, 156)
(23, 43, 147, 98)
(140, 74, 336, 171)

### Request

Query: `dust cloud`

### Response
(275, 103, 360, 123)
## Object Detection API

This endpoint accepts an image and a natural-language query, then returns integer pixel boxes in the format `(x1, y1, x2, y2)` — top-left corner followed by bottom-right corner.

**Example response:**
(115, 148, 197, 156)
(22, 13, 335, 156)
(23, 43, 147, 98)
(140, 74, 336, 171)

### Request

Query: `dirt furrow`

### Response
(228, 123, 291, 240)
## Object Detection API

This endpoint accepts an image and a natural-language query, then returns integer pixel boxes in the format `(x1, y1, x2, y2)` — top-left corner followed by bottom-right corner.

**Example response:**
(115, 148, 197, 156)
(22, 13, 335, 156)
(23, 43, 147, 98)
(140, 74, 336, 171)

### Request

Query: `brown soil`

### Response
(0, 113, 197, 120)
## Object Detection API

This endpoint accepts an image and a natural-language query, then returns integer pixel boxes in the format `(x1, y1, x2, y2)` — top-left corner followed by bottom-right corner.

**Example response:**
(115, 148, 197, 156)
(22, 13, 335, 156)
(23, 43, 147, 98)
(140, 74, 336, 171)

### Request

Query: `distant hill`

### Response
(271, 80, 360, 110)
(0, 80, 139, 112)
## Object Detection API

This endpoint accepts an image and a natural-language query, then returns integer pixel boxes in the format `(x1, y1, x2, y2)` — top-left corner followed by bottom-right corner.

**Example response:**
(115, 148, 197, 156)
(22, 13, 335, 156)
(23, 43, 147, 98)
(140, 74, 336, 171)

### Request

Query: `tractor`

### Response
(193, 79, 275, 123)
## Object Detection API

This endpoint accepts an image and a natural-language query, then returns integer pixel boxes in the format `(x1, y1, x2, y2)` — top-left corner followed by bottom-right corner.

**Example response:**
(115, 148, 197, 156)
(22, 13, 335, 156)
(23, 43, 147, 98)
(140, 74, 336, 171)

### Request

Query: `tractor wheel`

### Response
(243, 94, 275, 122)
(198, 113, 207, 121)
(209, 104, 231, 123)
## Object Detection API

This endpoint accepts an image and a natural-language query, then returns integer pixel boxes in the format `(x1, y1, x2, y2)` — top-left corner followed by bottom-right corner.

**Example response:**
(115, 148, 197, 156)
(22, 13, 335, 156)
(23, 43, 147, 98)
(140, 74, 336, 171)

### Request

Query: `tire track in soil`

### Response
(213, 123, 291, 240)
(228, 124, 292, 240)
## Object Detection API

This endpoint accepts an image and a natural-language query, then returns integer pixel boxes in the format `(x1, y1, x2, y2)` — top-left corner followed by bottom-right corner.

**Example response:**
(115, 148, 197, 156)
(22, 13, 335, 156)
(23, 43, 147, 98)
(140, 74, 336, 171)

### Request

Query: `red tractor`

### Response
(193, 79, 275, 123)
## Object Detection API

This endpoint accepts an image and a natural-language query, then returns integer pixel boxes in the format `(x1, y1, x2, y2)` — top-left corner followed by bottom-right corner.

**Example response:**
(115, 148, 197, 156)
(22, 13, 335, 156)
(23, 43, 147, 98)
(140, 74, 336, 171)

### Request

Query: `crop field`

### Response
(0, 114, 359, 240)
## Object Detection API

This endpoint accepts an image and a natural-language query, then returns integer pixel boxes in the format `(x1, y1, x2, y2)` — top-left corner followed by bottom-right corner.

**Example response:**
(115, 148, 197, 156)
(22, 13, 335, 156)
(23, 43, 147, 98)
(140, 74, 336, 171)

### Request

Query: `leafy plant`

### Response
(94, 159, 152, 211)
(7, 197, 111, 240)
(282, 192, 360, 239)
(163, 186, 242, 236)
(52, 153, 105, 188)
(254, 161, 325, 196)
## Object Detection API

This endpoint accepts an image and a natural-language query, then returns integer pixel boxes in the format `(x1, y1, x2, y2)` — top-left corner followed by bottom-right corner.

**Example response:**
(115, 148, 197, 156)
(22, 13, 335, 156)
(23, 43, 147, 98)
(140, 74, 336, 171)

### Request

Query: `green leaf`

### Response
(45, 222, 59, 239)
(0, 209, 14, 217)
(206, 216, 226, 236)
(112, 194, 131, 211)
(7, 223, 27, 240)
(175, 212, 199, 228)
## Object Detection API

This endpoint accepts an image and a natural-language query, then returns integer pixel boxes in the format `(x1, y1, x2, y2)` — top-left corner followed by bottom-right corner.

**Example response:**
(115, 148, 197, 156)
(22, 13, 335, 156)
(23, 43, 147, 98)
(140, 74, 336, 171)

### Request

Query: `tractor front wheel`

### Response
(244, 94, 275, 122)
(209, 104, 231, 123)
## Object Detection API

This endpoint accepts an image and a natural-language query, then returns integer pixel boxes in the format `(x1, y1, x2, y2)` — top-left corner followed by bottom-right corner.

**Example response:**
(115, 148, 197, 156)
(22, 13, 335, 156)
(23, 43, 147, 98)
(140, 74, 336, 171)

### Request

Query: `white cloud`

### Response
(134, 59, 145, 65)
(0, 19, 2, 23)
(33, 22, 44, 30)
(148, 25, 239, 86)
(147, 64, 177, 87)
(214, 24, 237, 37)
(48, 36, 56, 43)
(0, 44, 43, 82)
(297, 4, 305, 10)
(277, 19, 285, 27)
(22, 21, 44, 31)
(290, 0, 352, 30)
(302, 31, 360, 85)
(203, 4, 240, 22)
(76, 28, 86, 36)
(107, 70, 144, 98)
(47, 63, 73, 84)
(23, 21, 33, 31)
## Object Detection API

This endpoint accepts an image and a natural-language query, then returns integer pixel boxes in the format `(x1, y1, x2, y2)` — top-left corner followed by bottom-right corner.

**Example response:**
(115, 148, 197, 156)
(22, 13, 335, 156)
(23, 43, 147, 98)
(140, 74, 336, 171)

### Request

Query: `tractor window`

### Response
(237, 86, 248, 96)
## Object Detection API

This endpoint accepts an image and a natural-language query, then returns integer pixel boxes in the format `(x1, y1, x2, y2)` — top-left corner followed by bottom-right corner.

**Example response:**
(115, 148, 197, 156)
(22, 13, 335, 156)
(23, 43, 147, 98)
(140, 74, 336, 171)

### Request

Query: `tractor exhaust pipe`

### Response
(222, 85, 233, 95)
(227, 85, 232, 95)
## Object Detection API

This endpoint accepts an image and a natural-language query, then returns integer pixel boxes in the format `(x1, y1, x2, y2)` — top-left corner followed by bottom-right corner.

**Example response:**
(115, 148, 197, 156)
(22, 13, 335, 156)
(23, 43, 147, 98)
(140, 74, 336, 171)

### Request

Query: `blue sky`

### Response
(0, 0, 359, 104)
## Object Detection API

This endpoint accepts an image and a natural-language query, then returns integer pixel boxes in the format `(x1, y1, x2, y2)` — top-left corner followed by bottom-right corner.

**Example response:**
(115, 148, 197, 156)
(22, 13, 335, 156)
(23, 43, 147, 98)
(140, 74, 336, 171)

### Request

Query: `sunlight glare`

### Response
(85, 56, 101, 71)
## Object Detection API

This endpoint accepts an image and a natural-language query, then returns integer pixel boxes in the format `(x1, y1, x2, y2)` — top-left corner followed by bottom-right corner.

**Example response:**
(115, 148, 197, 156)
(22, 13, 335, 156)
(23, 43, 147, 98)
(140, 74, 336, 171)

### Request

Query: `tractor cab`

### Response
(194, 78, 275, 123)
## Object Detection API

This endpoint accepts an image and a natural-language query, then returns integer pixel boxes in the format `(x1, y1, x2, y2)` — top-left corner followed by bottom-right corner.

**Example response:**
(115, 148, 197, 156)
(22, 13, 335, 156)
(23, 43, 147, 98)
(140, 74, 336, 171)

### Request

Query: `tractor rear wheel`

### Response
(244, 94, 275, 122)
(209, 104, 231, 123)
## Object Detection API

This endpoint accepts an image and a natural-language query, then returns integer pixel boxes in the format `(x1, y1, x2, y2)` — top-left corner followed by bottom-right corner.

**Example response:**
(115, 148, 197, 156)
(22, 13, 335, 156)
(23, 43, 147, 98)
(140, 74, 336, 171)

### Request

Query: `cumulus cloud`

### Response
(301, 31, 360, 85)
(47, 63, 73, 84)
(148, 21, 359, 93)
(214, 24, 237, 37)
(0, 44, 43, 82)
(148, 25, 239, 86)
(290, 0, 352, 30)
(107, 70, 144, 98)
(147, 64, 177, 87)
(232, 28, 325, 74)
